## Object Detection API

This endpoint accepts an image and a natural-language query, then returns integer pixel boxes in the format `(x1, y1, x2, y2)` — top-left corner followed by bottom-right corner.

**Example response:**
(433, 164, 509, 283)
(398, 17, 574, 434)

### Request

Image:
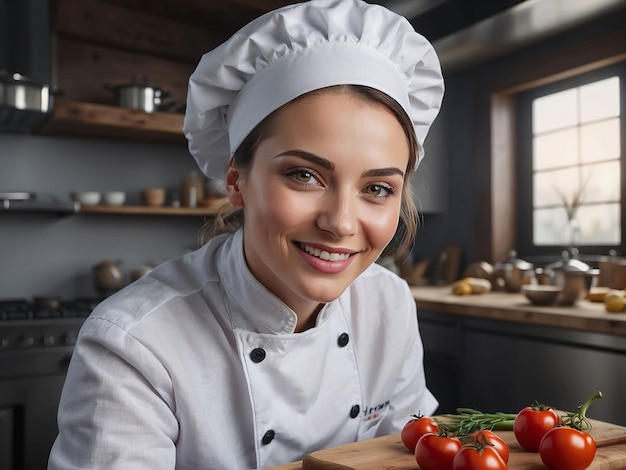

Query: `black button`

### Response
(337, 333, 349, 347)
(262, 430, 275, 445)
(250, 348, 266, 363)
(349, 405, 360, 418)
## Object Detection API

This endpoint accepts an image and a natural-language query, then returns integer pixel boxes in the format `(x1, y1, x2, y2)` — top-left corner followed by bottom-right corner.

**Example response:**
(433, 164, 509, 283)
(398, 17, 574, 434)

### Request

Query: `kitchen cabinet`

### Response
(418, 308, 626, 426)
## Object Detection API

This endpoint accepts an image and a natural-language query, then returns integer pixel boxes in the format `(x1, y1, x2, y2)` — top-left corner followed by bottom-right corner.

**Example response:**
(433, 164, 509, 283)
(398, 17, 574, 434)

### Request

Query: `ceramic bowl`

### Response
(72, 190, 101, 206)
(141, 188, 166, 207)
(522, 284, 562, 306)
(102, 191, 126, 206)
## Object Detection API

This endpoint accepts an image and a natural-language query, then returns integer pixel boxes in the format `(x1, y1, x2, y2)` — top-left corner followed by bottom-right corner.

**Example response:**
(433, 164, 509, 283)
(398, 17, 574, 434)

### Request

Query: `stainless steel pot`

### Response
(0, 71, 56, 112)
(104, 75, 170, 113)
(494, 250, 535, 292)
(544, 249, 599, 306)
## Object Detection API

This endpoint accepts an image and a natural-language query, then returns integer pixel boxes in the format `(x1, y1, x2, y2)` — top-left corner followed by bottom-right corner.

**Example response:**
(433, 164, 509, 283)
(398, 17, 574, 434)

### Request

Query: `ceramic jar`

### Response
(92, 259, 123, 296)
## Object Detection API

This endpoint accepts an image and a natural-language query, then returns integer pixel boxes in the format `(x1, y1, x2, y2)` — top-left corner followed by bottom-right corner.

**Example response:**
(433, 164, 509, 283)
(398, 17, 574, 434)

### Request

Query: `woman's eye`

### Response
(366, 184, 395, 197)
(294, 170, 313, 183)
(285, 168, 319, 185)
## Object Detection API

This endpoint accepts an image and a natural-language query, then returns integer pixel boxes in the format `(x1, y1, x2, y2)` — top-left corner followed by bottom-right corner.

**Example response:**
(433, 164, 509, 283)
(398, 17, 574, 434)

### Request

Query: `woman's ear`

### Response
(225, 158, 245, 207)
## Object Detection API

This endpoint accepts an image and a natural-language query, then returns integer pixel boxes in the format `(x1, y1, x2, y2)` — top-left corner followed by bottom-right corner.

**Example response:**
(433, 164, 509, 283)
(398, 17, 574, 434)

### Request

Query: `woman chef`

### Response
(48, 0, 445, 468)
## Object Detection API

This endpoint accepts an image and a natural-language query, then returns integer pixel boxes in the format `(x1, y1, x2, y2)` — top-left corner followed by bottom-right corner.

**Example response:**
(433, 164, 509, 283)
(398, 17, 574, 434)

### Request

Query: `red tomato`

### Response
(514, 405, 561, 451)
(452, 445, 507, 470)
(470, 430, 509, 463)
(539, 426, 596, 470)
(415, 432, 462, 470)
(401, 415, 439, 452)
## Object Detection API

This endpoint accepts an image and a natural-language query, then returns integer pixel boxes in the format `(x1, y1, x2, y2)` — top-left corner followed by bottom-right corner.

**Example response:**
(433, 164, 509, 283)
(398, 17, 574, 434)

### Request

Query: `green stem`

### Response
(562, 391, 603, 431)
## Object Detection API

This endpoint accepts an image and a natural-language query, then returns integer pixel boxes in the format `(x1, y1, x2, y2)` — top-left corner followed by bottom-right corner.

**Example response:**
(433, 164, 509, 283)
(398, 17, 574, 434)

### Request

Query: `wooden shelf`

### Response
(40, 100, 186, 145)
(80, 200, 228, 216)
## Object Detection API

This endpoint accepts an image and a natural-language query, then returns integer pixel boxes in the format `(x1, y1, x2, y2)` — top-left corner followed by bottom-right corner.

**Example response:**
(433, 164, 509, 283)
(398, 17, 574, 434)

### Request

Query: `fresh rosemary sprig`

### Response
(435, 408, 517, 435)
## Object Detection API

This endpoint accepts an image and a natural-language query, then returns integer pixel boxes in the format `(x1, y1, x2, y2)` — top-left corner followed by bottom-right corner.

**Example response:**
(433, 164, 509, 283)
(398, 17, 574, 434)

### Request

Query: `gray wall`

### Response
(0, 134, 203, 299)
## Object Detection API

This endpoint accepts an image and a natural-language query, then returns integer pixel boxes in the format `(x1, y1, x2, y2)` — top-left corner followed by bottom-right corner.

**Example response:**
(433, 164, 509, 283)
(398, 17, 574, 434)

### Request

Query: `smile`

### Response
(299, 243, 351, 262)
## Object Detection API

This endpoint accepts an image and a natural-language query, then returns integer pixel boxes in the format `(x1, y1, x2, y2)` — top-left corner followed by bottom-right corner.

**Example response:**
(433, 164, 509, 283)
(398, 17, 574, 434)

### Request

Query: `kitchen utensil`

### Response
(494, 250, 535, 292)
(463, 261, 495, 286)
(130, 263, 156, 282)
(597, 250, 619, 288)
(522, 284, 562, 306)
(33, 296, 61, 310)
(181, 172, 205, 208)
(544, 249, 599, 306)
(92, 259, 123, 296)
(102, 191, 126, 206)
(71, 190, 101, 206)
(104, 74, 170, 113)
(0, 191, 36, 201)
(0, 70, 60, 112)
(141, 188, 166, 207)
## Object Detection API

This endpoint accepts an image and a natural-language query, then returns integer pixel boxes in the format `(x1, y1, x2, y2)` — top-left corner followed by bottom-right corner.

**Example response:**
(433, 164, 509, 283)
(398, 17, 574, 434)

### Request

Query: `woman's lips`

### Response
(297, 242, 356, 273)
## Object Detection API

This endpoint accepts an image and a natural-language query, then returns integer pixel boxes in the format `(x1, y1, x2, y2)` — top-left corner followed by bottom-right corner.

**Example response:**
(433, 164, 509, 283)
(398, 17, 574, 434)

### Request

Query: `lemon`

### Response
(605, 289, 624, 298)
(605, 295, 625, 313)
(452, 280, 472, 296)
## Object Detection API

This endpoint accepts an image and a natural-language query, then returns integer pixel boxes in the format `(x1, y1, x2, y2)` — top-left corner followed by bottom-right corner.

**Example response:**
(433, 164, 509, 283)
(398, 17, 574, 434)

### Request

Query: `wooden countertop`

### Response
(411, 285, 626, 337)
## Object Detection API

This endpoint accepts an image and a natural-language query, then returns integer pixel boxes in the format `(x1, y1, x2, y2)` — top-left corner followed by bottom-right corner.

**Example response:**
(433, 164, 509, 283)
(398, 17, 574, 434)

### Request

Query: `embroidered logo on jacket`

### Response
(363, 400, 390, 422)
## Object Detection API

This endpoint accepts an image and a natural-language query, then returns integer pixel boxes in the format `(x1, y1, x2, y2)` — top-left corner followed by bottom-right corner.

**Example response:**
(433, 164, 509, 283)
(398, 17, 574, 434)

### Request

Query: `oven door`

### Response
(0, 346, 72, 470)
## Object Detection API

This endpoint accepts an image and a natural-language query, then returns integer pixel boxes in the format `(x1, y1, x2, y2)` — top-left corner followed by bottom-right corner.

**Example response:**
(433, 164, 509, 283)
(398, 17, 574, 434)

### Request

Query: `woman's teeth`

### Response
(301, 243, 350, 261)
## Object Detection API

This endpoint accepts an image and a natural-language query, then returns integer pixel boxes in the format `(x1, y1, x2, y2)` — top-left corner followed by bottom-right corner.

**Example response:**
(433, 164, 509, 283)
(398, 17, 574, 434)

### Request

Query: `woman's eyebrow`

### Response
(274, 149, 403, 178)
(274, 150, 335, 170)
(362, 168, 404, 178)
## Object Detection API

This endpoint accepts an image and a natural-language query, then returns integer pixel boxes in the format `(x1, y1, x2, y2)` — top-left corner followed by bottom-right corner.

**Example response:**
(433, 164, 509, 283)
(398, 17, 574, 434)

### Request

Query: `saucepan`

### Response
(104, 74, 170, 113)
(0, 70, 61, 112)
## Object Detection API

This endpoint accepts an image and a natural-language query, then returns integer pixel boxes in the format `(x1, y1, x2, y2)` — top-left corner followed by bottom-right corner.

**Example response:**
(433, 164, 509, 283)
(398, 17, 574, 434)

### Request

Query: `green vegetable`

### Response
(436, 408, 517, 435)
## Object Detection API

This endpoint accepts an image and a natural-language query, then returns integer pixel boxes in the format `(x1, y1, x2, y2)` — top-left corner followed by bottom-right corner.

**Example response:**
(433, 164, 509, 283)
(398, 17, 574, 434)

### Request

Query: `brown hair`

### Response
(201, 85, 420, 257)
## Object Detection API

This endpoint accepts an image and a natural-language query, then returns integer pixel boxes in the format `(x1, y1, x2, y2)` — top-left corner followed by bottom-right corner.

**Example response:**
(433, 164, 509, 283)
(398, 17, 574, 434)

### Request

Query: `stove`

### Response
(0, 298, 96, 470)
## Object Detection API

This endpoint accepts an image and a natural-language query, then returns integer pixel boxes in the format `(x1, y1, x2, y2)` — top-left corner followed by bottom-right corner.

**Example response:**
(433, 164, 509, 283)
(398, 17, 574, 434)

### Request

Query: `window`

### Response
(517, 63, 625, 256)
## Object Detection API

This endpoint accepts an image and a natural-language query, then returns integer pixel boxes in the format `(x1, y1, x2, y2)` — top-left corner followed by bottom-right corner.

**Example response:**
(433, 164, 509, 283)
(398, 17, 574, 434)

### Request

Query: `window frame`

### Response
(516, 61, 626, 258)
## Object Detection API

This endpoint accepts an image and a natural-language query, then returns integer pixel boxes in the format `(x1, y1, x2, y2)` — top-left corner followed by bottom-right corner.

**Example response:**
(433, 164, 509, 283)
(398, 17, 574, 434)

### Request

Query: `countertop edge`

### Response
(411, 286, 626, 337)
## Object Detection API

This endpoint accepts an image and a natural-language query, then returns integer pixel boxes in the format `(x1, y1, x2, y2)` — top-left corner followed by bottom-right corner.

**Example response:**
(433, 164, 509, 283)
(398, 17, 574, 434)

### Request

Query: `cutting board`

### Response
(302, 418, 626, 470)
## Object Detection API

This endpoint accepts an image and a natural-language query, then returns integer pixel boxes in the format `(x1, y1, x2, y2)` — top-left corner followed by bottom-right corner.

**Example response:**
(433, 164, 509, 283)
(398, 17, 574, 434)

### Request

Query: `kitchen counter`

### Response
(411, 285, 626, 337)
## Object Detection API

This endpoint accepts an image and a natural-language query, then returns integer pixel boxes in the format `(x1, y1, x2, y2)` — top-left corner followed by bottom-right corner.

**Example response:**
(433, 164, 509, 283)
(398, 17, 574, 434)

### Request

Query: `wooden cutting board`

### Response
(302, 418, 626, 470)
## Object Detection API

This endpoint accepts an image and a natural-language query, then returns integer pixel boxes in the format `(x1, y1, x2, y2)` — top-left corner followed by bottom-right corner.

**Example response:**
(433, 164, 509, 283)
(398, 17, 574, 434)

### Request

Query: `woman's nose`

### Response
(316, 192, 357, 238)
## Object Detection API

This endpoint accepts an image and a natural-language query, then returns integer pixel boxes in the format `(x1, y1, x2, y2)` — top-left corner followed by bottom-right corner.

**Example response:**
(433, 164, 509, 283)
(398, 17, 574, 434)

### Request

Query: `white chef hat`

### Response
(183, 0, 444, 180)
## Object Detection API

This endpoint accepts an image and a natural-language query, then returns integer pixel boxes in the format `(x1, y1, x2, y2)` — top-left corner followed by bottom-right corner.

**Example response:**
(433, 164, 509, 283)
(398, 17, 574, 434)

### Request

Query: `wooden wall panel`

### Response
(54, 0, 218, 62)
(55, 36, 194, 105)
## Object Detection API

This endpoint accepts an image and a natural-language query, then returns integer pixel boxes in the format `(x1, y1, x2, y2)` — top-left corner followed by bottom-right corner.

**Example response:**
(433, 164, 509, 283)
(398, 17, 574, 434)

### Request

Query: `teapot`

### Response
(543, 249, 598, 306)
(92, 259, 123, 296)
(494, 250, 535, 292)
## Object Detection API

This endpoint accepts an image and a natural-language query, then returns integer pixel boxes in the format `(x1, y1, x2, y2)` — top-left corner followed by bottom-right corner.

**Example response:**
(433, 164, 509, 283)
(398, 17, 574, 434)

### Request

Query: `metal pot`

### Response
(544, 249, 599, 306)
(0, 71, 57, 112)
(104, 75, 170, 113)
(494, 250, 535, 292)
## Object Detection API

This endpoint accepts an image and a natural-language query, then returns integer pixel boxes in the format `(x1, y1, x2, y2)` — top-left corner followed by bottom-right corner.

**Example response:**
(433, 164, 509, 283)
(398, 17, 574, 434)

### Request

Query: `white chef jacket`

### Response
(48, 229, 437, 470)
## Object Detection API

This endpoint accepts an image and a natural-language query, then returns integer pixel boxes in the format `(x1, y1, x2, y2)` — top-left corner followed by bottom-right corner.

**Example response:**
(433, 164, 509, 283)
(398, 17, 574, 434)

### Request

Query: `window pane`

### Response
(534, 167, 579, 208)
(534, 207, 568, 245)
(534, 204, 620, 245)
(577, 203, 621, 244)
(533, 88, 577, 133)
(580, 76, 620, 123)
(533, 128, 579, 170)
(529, 72, 621, 249)
(580, 118, 621, 163)
(581, 161, 620, 203)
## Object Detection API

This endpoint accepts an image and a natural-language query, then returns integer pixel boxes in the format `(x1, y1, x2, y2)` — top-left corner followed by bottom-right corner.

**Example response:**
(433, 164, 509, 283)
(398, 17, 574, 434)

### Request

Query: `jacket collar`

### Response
(218, 229, 337, 334)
